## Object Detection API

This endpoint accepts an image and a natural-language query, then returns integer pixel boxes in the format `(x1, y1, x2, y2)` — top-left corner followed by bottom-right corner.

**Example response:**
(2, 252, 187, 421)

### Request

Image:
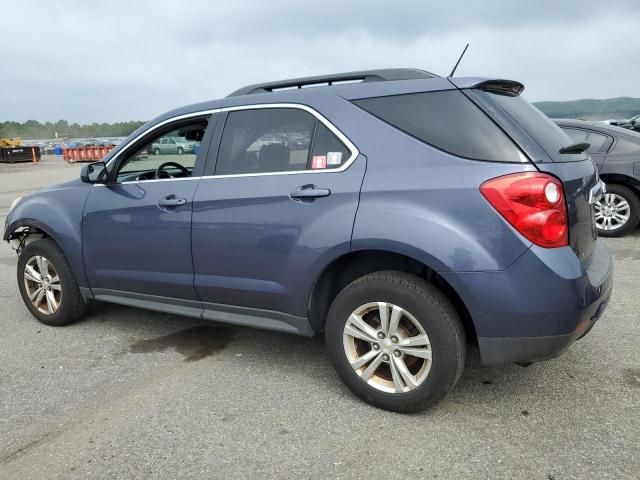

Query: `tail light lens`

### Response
(480, 172, 568, 248)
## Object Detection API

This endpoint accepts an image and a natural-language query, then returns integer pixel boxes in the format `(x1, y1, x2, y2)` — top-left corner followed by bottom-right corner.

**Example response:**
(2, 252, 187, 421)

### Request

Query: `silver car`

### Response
(151, 137, 195, 155)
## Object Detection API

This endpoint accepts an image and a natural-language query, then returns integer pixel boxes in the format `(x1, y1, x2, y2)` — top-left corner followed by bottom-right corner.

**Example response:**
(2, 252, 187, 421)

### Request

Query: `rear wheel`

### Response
(595, 184, 639, 237)
(17, 238, 87, 326)
(325, 271, 466, 412)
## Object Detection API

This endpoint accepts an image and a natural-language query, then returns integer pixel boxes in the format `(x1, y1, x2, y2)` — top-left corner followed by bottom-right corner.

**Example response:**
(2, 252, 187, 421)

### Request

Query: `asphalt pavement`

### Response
(0, 157, 638, 479)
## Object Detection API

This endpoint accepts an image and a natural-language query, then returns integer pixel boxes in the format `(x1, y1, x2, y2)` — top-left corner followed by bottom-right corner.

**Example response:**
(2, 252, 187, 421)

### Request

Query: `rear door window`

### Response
(215, 108, 351, 175)
(353, 90, 528, 163)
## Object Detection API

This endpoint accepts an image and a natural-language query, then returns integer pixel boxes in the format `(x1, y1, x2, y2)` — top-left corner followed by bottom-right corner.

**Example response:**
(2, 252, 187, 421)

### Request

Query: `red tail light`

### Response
(480, 172, 568, 248)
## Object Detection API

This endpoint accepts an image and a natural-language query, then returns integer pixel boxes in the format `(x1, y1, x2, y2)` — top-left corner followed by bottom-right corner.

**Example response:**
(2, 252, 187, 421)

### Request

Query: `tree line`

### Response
(0, 120, 146, 140)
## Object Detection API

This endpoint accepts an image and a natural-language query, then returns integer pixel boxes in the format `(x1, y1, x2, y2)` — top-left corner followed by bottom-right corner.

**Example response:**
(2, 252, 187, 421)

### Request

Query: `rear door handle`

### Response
(157, 194, 187, 208)
(290, 185, 331, 200)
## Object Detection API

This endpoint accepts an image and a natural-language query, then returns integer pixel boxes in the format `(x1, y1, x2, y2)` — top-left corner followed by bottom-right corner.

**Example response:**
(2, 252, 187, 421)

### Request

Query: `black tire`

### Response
(596, 184, 640, 237)
(325, 271, 466, 413)
(153, 147, 161, 155)
(17, 238, 87, 326)
(177, 147, 184, 155)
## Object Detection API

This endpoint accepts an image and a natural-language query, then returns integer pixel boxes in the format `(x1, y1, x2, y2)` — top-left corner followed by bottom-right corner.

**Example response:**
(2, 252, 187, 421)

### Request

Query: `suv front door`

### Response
(82, 116, 215, 304)
(191, 106, 365, 331)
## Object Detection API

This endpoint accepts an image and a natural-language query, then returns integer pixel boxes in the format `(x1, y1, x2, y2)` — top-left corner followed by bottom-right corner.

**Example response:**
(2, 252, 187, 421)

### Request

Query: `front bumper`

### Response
(442, 238, 613, 364)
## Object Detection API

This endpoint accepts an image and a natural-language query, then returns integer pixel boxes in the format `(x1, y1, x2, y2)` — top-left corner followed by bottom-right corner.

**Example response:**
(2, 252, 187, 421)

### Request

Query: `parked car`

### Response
(554, 119, 640, 236)
(4, 69, 612, 412)
(621, 114, 640, 133)
(151, 136, 195, 155)
(601, 119, 628, 126)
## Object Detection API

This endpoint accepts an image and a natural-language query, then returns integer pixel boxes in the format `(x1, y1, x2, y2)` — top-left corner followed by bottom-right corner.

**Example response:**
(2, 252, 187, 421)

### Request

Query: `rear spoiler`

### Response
(449, 78, 525, 97)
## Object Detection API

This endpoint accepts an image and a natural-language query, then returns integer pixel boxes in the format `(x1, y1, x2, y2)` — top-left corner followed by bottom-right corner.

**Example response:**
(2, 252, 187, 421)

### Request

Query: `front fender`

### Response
(4, 183, 91, 286)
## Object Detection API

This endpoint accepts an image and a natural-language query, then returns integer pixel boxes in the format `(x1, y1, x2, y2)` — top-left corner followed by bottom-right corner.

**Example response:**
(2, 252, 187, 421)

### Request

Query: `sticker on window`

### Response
(311, 155, 327, 169)
(327, 151, 343, 166)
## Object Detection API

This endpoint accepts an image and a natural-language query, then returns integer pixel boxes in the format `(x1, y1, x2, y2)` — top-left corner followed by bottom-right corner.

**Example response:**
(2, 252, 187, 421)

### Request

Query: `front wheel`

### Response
(17, 238, 87, 326)
(595, 184, 640, 237)
(325, 271, 466, 413)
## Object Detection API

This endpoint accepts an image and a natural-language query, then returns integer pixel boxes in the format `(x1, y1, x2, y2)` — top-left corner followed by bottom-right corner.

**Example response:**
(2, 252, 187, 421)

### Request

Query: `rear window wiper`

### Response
(559, 142, 590, 154)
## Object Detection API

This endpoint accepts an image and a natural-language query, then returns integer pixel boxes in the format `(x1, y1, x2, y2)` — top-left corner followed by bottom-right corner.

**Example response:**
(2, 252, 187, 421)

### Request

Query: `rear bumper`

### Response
(442, 238, 613, 365)
(477, 293, 609, 364)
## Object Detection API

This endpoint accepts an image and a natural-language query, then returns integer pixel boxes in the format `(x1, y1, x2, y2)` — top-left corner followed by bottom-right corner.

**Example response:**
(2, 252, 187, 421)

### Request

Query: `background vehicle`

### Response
(0, 137, 22, 148)
(151, 136, 195, 155)
(5, 69, 612, 412)
(602, 118, 629, 126)
(555, 119, 640, 236)
(621, 114, 640, 132)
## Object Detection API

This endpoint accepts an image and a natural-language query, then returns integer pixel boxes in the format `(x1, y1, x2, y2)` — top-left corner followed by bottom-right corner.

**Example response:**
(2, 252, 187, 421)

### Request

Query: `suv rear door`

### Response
(191, 106, 365, 330)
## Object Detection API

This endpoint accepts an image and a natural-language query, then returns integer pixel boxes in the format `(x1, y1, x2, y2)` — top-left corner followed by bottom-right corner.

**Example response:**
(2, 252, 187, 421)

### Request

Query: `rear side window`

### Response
(215, 108, 351, 175)
(353, 90, 527, 163)
(560, 127, 609, 153)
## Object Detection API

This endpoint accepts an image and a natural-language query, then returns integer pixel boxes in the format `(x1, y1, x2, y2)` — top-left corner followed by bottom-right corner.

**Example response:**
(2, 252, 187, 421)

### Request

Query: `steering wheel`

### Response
(155, 162, 191, 179)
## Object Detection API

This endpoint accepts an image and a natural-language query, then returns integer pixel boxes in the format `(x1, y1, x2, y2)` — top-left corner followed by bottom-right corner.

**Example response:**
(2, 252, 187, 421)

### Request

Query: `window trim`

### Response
(101, 103, 359, 186)
(104, 114, 214, 185)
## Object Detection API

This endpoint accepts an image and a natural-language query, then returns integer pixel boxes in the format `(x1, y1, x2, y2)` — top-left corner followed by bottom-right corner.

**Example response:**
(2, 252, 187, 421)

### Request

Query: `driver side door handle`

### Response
(157, 194, 187, 209)
(290, 185, 331, 201)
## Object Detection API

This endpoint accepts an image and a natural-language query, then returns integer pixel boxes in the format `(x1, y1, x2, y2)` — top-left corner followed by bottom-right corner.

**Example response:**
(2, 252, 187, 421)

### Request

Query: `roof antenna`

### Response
(448, 43, 469, 78)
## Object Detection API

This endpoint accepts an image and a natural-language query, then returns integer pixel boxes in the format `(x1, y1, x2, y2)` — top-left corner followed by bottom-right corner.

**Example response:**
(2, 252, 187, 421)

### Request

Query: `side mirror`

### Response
(81, 161, 107, 184)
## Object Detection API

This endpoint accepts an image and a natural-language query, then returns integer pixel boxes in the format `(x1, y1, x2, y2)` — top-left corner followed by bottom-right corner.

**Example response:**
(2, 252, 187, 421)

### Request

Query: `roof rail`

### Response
(227, 68, 439, 97)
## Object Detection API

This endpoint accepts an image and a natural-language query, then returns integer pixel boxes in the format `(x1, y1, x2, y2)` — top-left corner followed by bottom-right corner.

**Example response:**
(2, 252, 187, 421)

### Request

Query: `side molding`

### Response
(90, 289, 315, 337)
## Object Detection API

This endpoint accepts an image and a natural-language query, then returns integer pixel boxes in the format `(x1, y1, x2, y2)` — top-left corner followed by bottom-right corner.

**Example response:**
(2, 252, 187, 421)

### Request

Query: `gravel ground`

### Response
(0, 156, 638, 480)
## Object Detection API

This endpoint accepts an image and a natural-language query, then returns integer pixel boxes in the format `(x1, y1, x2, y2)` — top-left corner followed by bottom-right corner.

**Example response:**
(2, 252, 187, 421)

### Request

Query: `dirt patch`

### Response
(130, 325, 233, 362)
(622, 368, 640, 387)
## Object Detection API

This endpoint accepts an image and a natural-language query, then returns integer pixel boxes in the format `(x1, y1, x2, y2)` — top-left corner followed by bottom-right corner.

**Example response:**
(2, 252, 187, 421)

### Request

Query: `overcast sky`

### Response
(2, 0, 638, 123)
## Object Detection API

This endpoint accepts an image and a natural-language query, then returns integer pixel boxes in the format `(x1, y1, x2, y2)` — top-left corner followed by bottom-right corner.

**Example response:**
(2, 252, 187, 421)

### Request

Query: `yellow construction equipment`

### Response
(0, 138, 22, 148)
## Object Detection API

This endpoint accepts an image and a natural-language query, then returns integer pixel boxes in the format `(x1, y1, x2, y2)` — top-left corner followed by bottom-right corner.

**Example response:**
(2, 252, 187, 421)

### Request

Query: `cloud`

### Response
(1, 0, 638, 122)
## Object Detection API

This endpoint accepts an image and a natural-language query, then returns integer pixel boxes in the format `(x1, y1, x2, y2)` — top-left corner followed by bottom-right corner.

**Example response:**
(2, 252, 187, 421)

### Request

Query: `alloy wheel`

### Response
(23, 255, 62, 314)
(594, 193, 630, 232)
(343, 302, 432, 394)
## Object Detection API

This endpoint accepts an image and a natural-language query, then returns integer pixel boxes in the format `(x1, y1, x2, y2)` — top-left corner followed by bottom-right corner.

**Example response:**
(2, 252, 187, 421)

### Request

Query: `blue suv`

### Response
(4, 69, 613, 412)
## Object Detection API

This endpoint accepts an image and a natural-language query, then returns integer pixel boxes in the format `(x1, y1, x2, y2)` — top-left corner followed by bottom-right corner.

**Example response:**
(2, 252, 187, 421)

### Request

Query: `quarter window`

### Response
(354, 90, 528, 163)
(585, 132, 609, 152)
(560, 127, 609, 153)
(215, 108, 350, 175)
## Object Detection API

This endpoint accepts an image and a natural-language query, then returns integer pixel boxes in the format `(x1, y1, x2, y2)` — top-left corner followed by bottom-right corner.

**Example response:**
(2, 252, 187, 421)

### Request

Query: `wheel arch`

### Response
(5, 191, 89, 287)
(599, 173, 640, 197)
(307, 249, 477, 346)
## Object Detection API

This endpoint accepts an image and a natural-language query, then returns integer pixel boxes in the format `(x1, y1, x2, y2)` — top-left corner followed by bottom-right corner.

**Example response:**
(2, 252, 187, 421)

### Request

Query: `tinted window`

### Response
(560, 127, 609, 153)
(310, 123, 350, 169)
(562, 128, 587, 144)
(585, 132, 609, 152)
(353, 90, 527, 162)
(473, 91, 587, 163)
(216, 108, 350, 174)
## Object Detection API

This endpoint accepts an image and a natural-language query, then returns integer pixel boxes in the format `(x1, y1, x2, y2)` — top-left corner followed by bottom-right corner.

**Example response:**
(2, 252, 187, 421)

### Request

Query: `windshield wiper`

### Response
(559, 142, 590, 154)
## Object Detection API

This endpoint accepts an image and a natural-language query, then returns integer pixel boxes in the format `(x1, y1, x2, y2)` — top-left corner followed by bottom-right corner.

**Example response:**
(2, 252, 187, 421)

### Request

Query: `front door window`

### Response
(116, 120, 207, 182)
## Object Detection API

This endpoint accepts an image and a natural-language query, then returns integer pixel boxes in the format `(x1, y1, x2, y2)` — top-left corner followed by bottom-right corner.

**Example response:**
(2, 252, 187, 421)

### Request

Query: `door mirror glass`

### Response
(81, 161, 107, 183)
